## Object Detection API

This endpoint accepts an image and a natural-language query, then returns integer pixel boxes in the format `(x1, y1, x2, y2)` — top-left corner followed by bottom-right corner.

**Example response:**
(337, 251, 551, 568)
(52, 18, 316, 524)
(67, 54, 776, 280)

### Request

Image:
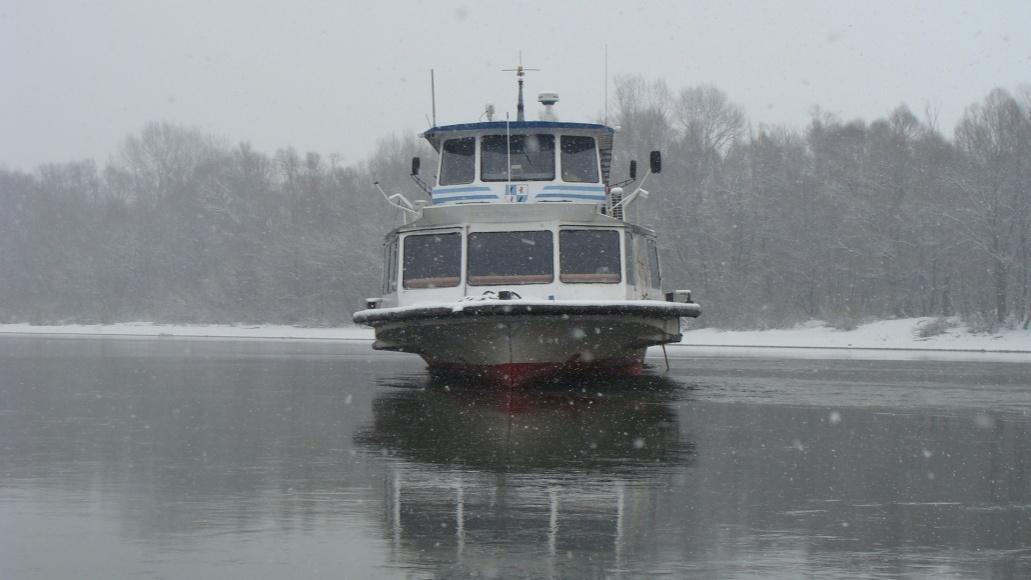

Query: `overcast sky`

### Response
(3, 0, 1030, 170)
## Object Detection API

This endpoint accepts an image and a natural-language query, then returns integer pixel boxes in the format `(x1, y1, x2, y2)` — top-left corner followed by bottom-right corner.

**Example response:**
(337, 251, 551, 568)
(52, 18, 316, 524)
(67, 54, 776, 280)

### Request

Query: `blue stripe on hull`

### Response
(535, 193, 606, 201)
(433, 194, 499, 202)
(540, 185, 606, 192)
(432, 186, 492, 195)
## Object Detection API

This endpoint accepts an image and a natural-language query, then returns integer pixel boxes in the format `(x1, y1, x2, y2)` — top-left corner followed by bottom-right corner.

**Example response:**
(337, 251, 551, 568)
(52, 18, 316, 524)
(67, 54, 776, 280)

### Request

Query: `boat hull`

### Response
(430, 357, 646, 386)
(354, 301, 699, 385)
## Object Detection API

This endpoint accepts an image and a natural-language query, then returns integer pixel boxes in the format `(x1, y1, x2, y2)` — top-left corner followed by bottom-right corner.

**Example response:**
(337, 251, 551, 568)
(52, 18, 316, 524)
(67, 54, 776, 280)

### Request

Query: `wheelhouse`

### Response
(421, 121, 614, 205)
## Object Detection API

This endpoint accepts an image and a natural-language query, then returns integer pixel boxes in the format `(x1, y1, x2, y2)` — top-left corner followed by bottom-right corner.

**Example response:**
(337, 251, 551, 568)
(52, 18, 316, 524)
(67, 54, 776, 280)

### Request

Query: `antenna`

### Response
(502, 51, 539, 122)
(603, 45, 609, 126)
(430, 69, 437, 126)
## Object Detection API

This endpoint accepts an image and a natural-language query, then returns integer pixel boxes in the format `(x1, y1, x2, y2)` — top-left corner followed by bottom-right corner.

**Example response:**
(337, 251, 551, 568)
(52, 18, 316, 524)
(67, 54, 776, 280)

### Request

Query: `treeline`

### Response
(0, 124, 429, 324)
(612, 78, 1031, 330)
(1, 81, 1029, 329)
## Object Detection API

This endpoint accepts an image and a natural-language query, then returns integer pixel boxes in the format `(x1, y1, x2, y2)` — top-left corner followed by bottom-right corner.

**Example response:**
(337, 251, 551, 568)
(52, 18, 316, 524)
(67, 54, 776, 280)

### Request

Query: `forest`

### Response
(1, 78, 1029, 330)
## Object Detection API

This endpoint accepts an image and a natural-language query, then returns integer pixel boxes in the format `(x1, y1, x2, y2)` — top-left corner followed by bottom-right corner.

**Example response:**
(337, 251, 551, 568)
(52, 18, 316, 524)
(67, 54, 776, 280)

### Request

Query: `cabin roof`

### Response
(422, 121, 614, 151)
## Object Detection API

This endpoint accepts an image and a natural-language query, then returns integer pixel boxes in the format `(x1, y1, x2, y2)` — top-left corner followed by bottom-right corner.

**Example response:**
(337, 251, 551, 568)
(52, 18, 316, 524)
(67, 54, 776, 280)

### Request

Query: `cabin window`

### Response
(387, 238, 398, 292)
(402, 233, 461, 289)
(560, 136, 599, 183)
(439, 137, 475, 185)
(382, 238, 399, 293)
(381, 243, 390, 294)
(624, 232, 636, 286)
(481, 134, 555, 181)
(467, 231, 554, 285)
(647, 238, 661, 289)
(560, 229, 621, 283)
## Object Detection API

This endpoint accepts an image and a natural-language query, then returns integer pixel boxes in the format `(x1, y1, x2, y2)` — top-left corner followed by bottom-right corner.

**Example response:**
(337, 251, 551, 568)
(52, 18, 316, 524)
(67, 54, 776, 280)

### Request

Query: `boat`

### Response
(353, 65, 701, 385)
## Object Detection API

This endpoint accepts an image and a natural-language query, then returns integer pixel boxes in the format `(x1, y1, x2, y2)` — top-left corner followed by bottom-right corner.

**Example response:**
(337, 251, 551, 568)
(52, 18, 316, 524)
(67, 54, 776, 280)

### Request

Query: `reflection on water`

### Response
(357, 373, 693, 472)
(354, 374, 696, 578)
(1, 337, 1030, 578)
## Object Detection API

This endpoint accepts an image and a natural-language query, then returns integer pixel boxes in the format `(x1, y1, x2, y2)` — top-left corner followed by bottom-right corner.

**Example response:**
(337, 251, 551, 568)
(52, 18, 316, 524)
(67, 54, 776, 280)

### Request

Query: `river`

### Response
(1, 336, 1029, 578)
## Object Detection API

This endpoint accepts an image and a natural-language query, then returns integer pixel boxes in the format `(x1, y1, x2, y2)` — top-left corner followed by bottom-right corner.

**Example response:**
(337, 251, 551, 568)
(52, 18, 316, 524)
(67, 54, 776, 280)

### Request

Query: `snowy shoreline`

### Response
(679, 318, 1031, 354)
(0, 323, 374, 341)
(1, 317, 1029, 355)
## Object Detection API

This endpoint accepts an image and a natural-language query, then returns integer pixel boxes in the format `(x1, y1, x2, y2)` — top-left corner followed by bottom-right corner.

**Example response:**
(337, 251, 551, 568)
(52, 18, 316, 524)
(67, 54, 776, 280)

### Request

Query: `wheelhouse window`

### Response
(560, 229, 621, 283)
(382, 237, 398, 293)
(624, 232, 636, 286)
(403, 233, 461, 289)
(481, 134, 555, 181)
(647, 238, 661, 289)
(439, 137, 475, 185)
(560, 136, 599, 183)
(381, 243, 389, 294)
(467, 231, 553, 285)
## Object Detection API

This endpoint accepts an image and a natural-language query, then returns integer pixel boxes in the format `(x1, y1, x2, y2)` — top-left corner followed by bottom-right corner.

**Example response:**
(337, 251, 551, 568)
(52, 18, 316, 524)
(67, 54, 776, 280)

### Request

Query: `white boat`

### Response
(353, 67, 700, 384)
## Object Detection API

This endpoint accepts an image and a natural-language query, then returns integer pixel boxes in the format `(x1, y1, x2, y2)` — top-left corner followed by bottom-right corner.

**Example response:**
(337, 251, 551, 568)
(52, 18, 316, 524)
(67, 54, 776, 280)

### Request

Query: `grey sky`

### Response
(3, 0, 1029, 170)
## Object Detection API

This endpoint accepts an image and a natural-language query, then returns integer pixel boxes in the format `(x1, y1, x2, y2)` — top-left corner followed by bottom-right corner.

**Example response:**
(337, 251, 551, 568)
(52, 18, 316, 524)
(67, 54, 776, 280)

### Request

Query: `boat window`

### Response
(402, 233, 461, 289)
(386, 238, 398, 292)
(624, 232, 636, 286)
(560, 136, 599, 183)
(481, 134, 555, 181)
(647, 238, 661, 289)
(381, 243, 389, 294)
(560, 229, 621, 283)
(439, 137, 475, 185)
(382, 238, 398, 294)
(467, 231, 554, 285)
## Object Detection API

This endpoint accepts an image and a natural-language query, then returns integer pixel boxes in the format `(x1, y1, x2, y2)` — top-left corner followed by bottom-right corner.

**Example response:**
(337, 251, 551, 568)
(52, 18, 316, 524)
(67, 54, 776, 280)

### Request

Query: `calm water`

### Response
(1, 336, 1030, 579)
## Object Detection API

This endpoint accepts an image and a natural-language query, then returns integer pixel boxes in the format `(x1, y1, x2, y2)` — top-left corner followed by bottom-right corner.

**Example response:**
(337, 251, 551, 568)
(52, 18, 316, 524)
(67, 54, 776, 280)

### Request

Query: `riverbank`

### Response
(1, 317, 1029, 354)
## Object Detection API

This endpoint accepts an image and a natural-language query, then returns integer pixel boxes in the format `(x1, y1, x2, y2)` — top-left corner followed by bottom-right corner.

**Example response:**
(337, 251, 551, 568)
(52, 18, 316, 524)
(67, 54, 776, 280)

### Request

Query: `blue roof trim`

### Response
(424, 121, 614, 136)
(535, 192, 606, 201)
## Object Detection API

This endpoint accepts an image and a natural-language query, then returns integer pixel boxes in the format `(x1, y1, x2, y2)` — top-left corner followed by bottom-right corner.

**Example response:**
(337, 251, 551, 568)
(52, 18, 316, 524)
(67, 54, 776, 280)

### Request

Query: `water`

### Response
(1, 336, 1029, 578)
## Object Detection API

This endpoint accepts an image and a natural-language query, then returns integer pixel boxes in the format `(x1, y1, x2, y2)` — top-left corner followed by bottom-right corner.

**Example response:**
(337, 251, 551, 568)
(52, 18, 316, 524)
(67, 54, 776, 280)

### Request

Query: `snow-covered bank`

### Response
(0, 317, 1029, 355)
(0, 322, 375, 341)
(679, 318, 1031, 353)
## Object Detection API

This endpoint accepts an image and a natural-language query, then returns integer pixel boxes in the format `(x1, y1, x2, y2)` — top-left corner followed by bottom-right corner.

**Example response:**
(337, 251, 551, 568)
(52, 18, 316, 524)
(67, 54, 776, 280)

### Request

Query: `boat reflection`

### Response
(357, 372, 694, 472)
(354, 372, 696, 576)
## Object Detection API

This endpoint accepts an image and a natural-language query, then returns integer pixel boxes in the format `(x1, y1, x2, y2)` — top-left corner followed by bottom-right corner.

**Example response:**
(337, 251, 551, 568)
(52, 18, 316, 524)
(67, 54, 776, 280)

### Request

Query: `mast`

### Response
(516, 65, 525, 122)
(502, 52, 538, 122)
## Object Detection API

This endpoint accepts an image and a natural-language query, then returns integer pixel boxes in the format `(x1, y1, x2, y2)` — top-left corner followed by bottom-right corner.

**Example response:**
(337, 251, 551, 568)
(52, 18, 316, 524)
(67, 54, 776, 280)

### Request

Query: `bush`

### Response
(965, 312, 995, 334)
(827, 313, 860, 331)
(915, 317, 957, 339)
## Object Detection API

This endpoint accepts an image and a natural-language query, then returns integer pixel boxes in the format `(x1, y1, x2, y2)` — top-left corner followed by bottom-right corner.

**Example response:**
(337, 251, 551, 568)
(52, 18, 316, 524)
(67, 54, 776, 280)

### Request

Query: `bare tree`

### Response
(953, 89, 1030, 324)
